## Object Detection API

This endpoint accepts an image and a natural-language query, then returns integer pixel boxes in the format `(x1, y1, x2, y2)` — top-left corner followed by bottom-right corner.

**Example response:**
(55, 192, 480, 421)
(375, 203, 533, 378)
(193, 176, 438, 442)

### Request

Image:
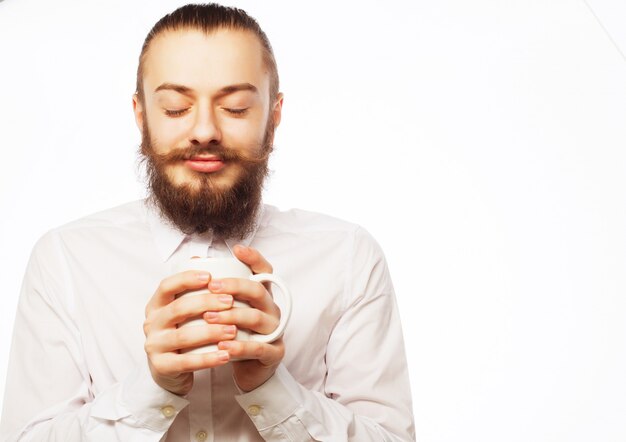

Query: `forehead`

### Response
(142, 28, 269, 97)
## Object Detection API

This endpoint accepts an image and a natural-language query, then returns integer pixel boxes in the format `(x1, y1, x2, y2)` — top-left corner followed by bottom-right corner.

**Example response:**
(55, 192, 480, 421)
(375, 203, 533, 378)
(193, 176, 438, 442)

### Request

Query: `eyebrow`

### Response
(154, 82, 259, 98)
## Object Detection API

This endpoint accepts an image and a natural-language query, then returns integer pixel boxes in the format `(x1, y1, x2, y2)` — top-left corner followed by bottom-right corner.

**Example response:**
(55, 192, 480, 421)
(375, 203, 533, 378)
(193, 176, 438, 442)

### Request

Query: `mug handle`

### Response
(248, 273, 292, 343)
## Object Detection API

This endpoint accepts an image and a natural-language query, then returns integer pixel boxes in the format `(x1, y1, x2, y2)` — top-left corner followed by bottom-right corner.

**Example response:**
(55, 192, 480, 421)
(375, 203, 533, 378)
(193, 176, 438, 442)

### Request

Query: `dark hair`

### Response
(135, 3, 279, 103)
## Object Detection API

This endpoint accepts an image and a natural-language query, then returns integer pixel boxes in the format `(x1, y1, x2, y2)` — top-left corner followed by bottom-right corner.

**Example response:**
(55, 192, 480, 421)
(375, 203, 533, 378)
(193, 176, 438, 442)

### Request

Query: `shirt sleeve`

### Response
(0, 232, 189, 441)
(235, 227, 416, 441)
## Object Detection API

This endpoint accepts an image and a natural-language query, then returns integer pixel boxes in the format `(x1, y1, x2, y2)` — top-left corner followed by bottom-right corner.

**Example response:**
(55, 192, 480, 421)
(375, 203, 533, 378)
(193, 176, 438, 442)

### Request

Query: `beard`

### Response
(139, 117, 274, 239)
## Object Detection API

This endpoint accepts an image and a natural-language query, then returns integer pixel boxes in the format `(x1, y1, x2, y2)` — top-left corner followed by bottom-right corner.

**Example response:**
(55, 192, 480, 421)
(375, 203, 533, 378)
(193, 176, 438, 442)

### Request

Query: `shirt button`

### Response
(160, 405, 176, 418)
(248, 404, 262, 416)
(195, 430, 208, 441)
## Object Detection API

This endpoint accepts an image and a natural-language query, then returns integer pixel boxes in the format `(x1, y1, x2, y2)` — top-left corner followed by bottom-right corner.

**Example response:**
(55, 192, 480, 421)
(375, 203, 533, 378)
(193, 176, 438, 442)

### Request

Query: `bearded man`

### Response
(1, 4, 415, 441)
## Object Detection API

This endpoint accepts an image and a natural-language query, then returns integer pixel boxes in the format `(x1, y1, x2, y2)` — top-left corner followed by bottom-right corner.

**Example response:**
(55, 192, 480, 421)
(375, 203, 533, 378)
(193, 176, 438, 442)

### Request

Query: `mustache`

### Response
(149, 143, 270, 166)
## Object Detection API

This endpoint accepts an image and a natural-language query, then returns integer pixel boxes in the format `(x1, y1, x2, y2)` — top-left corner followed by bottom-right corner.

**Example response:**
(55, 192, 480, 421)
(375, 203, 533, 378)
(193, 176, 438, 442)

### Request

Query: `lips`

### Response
(184, 156, 225, 173)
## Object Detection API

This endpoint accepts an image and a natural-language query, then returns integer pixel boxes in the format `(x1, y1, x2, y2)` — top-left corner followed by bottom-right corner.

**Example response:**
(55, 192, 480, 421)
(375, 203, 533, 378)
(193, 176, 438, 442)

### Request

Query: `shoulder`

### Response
(260, 204, 359, 234)
(259, 204, 383, 253)
(32, 199, 149, 255)
(52, 199, 148, 233)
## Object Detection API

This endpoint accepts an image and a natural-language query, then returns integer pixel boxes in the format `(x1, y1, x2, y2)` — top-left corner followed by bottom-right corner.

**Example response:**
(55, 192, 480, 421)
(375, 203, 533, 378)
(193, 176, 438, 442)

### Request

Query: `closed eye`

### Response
(223, 108, 249, 116)
(164, 108, 189, 117)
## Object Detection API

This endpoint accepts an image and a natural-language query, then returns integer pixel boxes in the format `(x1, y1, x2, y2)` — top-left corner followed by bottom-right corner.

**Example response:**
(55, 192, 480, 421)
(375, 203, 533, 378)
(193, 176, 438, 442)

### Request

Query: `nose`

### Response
(189, 106, 221, 146)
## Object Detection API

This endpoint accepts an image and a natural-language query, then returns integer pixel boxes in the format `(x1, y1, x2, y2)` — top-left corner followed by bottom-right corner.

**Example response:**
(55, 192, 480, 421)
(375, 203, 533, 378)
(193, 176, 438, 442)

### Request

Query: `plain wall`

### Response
(1, 1, 625, 440)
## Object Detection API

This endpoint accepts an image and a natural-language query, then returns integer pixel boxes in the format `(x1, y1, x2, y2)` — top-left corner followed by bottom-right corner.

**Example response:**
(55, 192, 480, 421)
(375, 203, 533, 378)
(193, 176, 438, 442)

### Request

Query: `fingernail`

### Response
(219, 341, 232, 349)
(223, 325, 236, 334)
(209, 280, 222, 291)
(205, 312, 219, 322)
(197, 272, 210, 282)
(218, 294, 232, 305)
(216, 350, 229, 361)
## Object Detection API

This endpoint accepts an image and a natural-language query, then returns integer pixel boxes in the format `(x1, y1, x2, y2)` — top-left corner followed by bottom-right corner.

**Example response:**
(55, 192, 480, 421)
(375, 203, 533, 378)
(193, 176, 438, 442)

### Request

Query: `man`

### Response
(1, 4, 414, 441)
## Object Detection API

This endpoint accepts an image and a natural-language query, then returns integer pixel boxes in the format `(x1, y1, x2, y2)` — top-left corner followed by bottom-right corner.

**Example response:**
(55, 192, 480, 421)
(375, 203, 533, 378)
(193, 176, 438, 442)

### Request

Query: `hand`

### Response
(203, 245, 286, 392)
(143, 270, 236, 395)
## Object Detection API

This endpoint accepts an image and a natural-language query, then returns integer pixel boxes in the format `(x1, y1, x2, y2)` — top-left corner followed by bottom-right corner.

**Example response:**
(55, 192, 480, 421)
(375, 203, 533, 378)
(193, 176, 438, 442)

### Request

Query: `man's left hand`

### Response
(202, 245, 285, 392)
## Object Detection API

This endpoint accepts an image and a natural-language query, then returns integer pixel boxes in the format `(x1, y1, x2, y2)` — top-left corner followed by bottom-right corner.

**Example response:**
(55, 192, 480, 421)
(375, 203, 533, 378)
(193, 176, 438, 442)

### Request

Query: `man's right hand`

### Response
(143, 271, 235, 396)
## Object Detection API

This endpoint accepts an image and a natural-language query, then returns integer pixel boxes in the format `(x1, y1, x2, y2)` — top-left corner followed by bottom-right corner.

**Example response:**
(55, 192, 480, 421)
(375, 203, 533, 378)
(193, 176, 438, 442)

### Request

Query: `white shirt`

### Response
(1, 200, 415, 441)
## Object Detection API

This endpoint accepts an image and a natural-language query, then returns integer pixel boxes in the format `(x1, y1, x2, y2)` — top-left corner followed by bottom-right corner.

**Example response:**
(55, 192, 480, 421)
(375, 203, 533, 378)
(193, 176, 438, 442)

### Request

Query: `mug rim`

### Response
(175, 256, 251, 273)
(187, 257, 244, 262)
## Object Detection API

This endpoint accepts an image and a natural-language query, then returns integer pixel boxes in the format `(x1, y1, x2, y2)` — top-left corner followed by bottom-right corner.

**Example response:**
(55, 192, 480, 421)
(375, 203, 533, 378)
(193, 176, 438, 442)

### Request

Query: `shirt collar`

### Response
(144, 199, 266, 263)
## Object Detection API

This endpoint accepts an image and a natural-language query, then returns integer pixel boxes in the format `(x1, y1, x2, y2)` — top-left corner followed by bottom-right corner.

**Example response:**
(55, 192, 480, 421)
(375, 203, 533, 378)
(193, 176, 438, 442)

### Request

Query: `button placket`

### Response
(188, 367, 214, 441)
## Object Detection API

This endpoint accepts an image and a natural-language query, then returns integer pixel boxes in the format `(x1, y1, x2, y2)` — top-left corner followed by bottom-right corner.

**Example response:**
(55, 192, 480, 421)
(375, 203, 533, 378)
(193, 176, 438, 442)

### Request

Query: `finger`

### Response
(209, 277, 277, 312)
(203, 307, 280, 335)
(146, 323, 237, 353)
(150, 349, 231, 376)
(153, 293, 233, 328)
(217, 338, 284, 365)
(233, 245, 273, 274)
(146, 271, 212, 313)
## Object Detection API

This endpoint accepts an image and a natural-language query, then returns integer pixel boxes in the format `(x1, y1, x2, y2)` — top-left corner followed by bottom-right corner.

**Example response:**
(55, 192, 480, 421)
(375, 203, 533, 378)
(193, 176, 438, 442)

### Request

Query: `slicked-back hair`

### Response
(135, 3, 279, 104)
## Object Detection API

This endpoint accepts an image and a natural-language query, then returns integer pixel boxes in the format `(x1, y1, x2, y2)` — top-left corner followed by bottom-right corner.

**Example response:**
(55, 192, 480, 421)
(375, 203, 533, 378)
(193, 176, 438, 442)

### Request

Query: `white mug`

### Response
(174, 257, 292, 356)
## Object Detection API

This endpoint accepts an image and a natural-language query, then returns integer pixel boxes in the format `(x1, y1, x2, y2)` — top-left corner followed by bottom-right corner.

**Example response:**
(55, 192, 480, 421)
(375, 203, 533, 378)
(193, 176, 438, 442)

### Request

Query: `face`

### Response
(134, 28, 283, 237)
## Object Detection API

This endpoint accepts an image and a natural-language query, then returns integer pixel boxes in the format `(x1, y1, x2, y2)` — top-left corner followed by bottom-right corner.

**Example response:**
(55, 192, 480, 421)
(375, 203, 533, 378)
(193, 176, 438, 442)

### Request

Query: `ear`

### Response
(271, 92, 284, 128)
(132, 93, 144, 131)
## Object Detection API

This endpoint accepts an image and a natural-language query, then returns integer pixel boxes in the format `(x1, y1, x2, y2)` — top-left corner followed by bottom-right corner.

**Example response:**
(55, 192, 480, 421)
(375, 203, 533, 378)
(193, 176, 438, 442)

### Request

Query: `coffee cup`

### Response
(174, 257, 292, 355)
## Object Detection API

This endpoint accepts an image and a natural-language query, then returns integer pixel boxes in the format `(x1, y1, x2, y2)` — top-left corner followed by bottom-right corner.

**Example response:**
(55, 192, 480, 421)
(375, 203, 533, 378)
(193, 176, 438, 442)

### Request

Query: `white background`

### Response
(1, 0, 625, 440)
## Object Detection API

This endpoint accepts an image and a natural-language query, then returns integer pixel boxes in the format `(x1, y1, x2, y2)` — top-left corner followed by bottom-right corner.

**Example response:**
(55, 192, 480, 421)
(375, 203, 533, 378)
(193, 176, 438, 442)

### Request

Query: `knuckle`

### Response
(143, 311, 158, 330)
(150, 355, 169, 375)
(269, 316, 280, 332)
(168, 301, 183, 319)
(156, 279, 169, 294)
(224, 342, 240, 357)
(177, 359, 191, 373)
(212, 310, 227, 323)
(174, 328, 191, 348)
(275, 340, 285, 357)
(227, 278, 240, 293)
(249, 310, 263, 328)
(160, 356, 185, 375)
(250, 284, 266, 301)
(144, 340, 154, 355)
(143, 320, 150, 336)
(201, 352, 215, 364)
(201, 351, 222, 367)
(253, 343, 264, 358)
(271, 304, 281, 320)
